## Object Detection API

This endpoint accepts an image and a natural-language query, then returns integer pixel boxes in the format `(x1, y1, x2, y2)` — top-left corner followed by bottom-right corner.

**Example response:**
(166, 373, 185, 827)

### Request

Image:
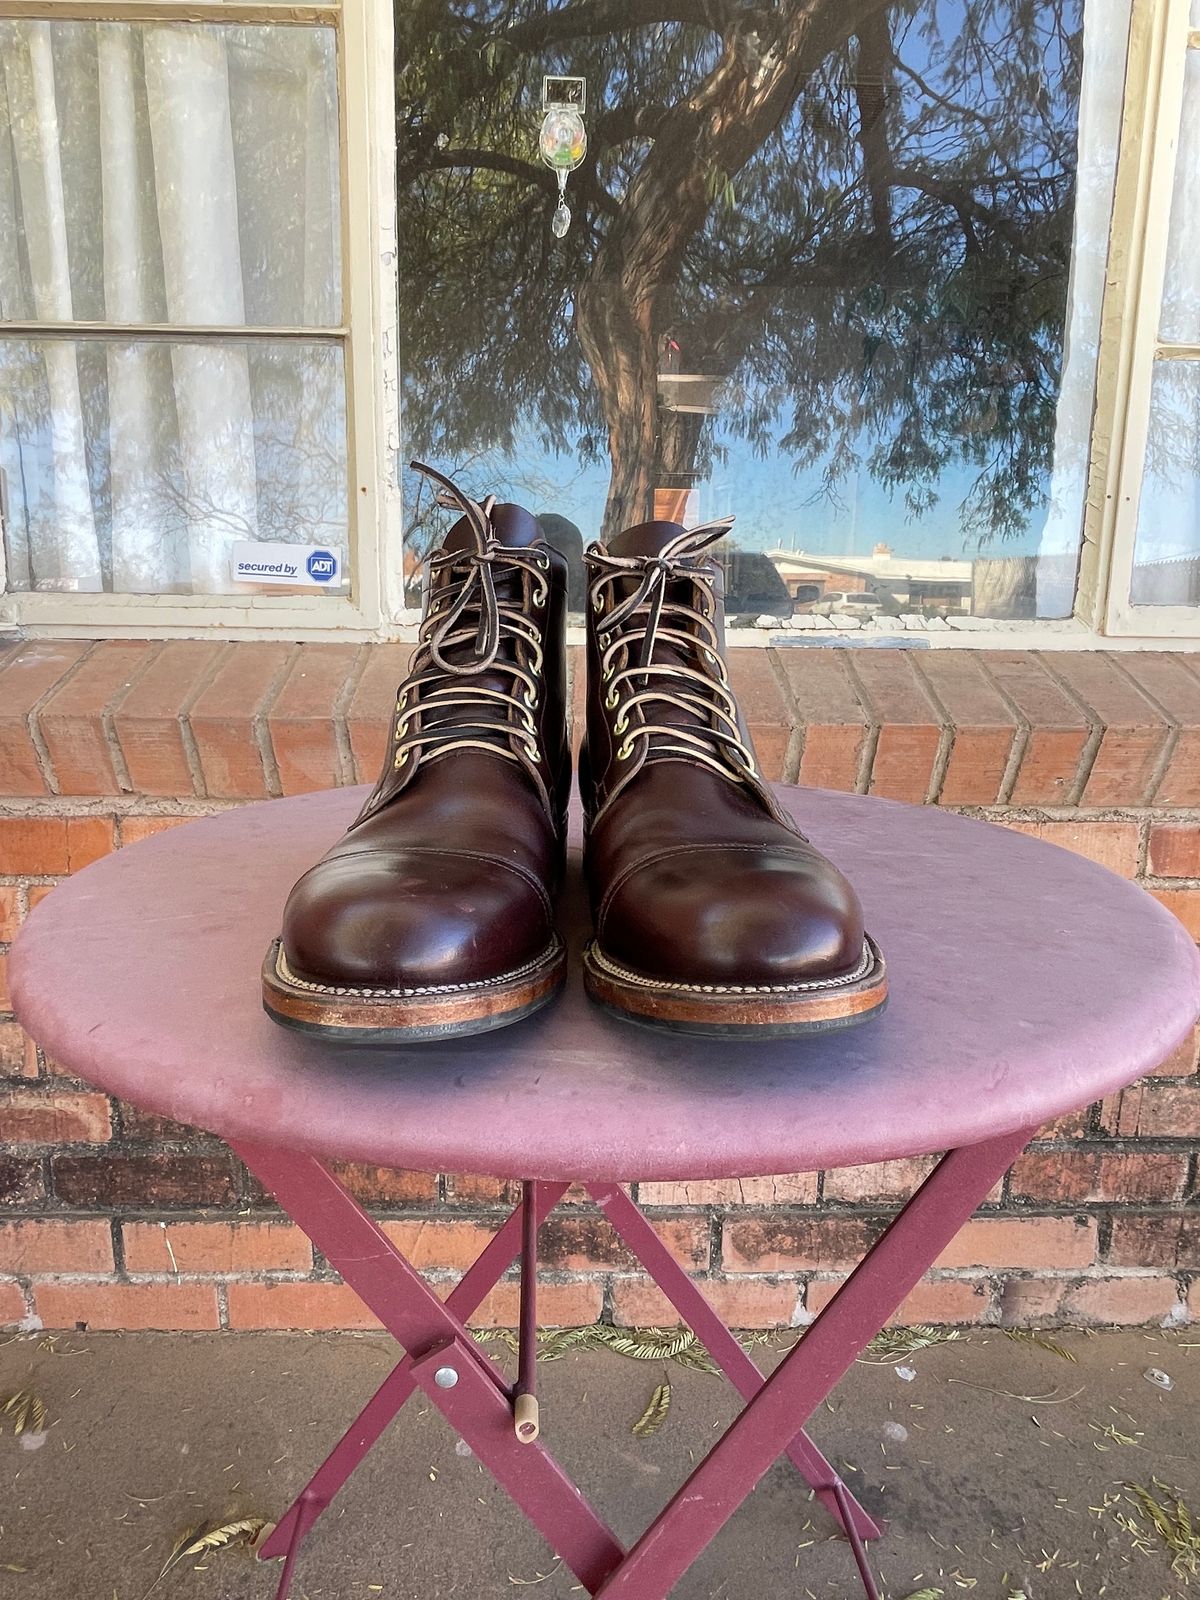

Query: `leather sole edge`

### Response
(582, 936, 888, 1038)
(261, 936, 567, 1044)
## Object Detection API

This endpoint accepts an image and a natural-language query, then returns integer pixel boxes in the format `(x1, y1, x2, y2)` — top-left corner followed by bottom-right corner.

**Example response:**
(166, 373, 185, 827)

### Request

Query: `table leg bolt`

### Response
(514, 1392, 540, 1443)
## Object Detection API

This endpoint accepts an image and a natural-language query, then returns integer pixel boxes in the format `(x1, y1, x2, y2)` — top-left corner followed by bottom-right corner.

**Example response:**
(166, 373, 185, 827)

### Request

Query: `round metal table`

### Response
(12, 785, 1199, 1600)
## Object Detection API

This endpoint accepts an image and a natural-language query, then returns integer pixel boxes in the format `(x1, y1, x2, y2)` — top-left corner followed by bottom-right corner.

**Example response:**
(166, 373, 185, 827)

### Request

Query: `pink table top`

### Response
(11, 786, 1200, 1181)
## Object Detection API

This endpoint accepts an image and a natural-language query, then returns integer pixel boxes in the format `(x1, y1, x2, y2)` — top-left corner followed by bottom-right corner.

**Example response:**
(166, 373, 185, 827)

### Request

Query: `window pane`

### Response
(1130, 360, 1200, 606)
(0, 337, 348, 594)
(395, 0, 1129, 624)
(1160, 48, 1200, 344)
(0, 21, 341, 327)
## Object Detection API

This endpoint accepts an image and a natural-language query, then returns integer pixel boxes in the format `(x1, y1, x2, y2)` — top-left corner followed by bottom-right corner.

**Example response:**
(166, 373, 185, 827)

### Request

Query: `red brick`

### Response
(934, 1216, 1095, 1270)
(37, 641, 155, 794)
(1100, 1081, 1200, 1137)
(723, 1216, 878, 1273)
(1118, 652, 1200, 805)
(0, 886, 20, 943)
(0, 951, 9, 1012)
(122, 1220, 311, 1274)
(1149, 887, 1200, 941)
(1149, 1028, 1199, 1077)
(35, 1281, 219, 1331)
(330, 1162, 439, 1205)
(0, 1282, 27, 1325)
(51, 1153, 234, 1208)
(1009, 1149, 1188, 1204)
(916, 653, 1018, 805)
(444, 1173, 522, 1205)
(1147, 822, 1200, 878)
(822, 1157, 939, 1204)
(777, 651, 870, 793)
(808, 1276, 988, 1325)
(1048, 654, 1170, 806)
(1001, 819, 1140, 878)
(65, 817, 115, 870)
(267, 644, 362, 795)
(638, 1174, 819, 1206)
(3, 816, 117, 875)
(227, 1279, 379, 1329)
(380, 1218, 500, 1271)
(986, 653, 1089, 804)
(346, 644, 412, 784)
(727, 652, 791, 780)
(0, 1219, 113, 1274)
(1107, 1212, 1200, 1269)
(24, 884, 57, 913)
(0, 1022, 36, 1079)
(541, 1214, 708, 1272)
(611, 1276, 800, 1329)
(0, 1155, 44, 1208)
(118, 815, 201, 846)
(1039, 1104, 1093, 1139)
(111, 641, 220, 796)
(0, 1089, 112, 1144)
(0, 642, 89, 794)
(467, 1280, 604, 1328)
(1033, 1274, 1180, 1330)
(115, 1101, 207, 1142)
(188, 643, 293, 798)
(851, 651, 944, 802)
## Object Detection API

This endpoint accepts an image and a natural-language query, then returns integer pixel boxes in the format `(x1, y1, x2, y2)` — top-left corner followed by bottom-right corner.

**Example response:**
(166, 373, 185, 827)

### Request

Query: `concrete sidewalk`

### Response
(1, 1326, 1196, 1599)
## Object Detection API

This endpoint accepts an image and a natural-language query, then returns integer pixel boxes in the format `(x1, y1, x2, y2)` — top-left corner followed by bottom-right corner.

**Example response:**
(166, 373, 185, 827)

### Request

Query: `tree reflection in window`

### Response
(396, 0, 1119, 621)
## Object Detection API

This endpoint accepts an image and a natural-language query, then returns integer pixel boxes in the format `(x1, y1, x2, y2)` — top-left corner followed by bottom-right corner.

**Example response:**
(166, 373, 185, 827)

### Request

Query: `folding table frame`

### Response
(236, 1123, 1034, 1600)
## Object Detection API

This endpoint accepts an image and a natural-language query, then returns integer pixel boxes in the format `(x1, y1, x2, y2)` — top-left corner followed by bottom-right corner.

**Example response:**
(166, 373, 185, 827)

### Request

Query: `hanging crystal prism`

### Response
(551, 170, 572, 238)
(538, 82, 587, 243)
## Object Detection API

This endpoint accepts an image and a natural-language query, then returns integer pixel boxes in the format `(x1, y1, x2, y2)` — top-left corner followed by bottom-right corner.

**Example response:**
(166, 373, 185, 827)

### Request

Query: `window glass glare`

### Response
(1130, 359, 1200, 607)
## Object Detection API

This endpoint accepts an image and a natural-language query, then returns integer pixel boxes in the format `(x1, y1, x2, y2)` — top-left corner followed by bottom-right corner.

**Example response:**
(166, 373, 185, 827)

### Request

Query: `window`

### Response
(1099, 0, 1200, 634)
(1, 0, 1198, 644)
(0, 0, 394, 633)
(395, 0, 1132, 627)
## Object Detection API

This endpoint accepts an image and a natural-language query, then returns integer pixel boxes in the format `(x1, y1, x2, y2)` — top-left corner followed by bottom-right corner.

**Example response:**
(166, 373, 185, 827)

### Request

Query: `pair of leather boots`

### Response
(263, 464, 887, 1042)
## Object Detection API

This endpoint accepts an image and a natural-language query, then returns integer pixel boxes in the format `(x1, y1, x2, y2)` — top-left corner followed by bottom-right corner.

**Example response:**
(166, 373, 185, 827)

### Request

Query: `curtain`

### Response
(1034, 0, 1131, 617)
(0, 19, 342, 594)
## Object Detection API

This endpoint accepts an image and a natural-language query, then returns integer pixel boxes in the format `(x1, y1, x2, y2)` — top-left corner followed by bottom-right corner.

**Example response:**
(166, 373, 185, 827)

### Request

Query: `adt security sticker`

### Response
(231, 543, 344, 587)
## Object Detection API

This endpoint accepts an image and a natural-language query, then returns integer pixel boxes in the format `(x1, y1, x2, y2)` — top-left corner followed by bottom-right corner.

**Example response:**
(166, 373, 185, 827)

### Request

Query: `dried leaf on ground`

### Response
(632, 1382, 671, 1437)
(1004, 1329, 1077, 1362)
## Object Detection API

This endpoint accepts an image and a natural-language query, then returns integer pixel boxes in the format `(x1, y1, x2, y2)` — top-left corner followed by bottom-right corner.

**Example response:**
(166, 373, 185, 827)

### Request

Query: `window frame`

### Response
(1079, 0, 1200, 637)
(0, 0, 400, 638)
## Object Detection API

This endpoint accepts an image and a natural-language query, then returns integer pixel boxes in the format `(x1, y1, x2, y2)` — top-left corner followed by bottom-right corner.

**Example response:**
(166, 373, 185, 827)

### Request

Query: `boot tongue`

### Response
(605, 519, 687, 560)
(443, 503, 542, 554)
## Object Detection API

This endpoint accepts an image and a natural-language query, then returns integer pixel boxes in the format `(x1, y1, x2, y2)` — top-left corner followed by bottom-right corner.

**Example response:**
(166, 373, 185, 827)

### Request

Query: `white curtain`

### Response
(1034, 0, 1132, 617)
(0, 19, 342, 594)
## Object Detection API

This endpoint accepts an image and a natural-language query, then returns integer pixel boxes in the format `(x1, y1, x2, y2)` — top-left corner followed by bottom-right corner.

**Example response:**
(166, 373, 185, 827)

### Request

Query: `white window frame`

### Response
(0, 0, 402, 640)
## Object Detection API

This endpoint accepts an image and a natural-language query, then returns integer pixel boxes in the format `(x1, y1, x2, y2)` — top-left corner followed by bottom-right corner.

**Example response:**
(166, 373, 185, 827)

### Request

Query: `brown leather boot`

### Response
(263, 464, 569, 1042)
(580, 517, 886, 1036)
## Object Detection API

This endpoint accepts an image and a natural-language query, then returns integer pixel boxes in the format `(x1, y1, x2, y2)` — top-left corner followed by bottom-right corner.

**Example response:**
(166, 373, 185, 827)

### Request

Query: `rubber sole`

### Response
(261, 936, 567, 1044)
(582, 936, 888, 1039)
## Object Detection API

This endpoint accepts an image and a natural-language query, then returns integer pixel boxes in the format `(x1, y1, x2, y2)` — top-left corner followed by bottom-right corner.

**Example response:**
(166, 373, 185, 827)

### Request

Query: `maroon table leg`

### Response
(232, 1143, 624, 1596)
(594, 1126, 1036, 1600)
(259, 1180, 568, 1562)
(587, 1181, 882, 1544)
(238, 1129, 1032, 1600)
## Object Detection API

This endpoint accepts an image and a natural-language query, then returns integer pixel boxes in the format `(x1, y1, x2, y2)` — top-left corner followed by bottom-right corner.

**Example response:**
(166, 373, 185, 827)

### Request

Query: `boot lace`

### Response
(356, 462, 552, 824)
(585, 521, 764, 793)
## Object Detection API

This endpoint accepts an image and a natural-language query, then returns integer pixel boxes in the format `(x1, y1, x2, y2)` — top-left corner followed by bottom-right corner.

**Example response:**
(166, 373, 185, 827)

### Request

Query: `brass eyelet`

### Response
(604, 688, 618, 711)
(616, 739, 633, 761)
(614, 714, 629, 736)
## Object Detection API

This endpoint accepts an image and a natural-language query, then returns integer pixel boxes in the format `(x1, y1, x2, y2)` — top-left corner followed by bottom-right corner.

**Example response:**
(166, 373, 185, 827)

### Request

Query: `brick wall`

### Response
(2, 639, 1199, 1332)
